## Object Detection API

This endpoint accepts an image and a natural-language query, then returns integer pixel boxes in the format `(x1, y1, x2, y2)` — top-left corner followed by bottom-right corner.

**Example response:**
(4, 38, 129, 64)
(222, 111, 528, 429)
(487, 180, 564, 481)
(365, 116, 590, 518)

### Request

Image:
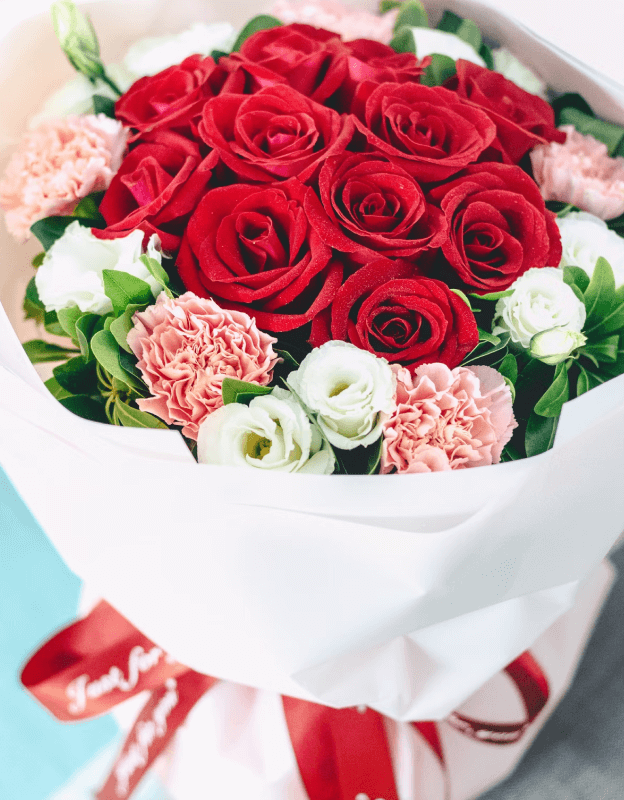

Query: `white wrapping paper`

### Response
(1, 0, 624, 726)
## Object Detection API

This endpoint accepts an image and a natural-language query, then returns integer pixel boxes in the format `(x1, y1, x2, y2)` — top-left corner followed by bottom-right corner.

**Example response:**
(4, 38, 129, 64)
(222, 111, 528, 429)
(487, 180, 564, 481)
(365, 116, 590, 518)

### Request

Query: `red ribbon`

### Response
(21, 601, 550, 800)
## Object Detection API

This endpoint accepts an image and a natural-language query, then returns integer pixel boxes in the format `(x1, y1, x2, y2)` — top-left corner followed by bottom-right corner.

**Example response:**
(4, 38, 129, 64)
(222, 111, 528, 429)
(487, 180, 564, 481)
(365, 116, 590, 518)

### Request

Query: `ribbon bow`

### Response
(21, 601, 549, 800)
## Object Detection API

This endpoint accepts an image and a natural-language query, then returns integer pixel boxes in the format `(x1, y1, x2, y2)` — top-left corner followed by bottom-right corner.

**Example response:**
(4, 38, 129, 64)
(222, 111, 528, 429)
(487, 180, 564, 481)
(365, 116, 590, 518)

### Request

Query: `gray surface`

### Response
(480, 545, 624, 800)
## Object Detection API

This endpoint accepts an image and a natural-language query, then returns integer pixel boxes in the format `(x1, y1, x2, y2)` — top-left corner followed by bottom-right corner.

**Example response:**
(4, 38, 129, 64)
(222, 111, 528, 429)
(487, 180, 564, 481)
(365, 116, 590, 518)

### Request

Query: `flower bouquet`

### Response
(1, 1, 624, 799)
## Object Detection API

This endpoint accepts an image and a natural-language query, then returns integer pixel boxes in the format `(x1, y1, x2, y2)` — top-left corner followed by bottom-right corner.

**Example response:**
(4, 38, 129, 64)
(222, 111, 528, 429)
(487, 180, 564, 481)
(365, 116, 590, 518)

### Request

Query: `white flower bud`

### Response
(493, 268, 586, 350)
(35, 222, 163, 314)
(529, 328, 587, 365)
(197, 388, 334, 474)
(52, 0, 105, 82)
(287, 342, 396, 451)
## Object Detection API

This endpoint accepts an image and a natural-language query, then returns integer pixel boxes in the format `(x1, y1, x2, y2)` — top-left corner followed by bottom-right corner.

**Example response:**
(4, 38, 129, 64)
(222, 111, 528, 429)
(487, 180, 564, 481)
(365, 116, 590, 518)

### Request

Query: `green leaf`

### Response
(562, 265, 590, 294)
(139, 255, 173, 296)
(210, 49, 229, 61)
(22, 339, 78, 364)
(477, 328, 501, 344)
(552, 92, 594, 125)
(559, 106, 624, 156)
(32, 252, 45, 268)
(73, 192, 105, 225)
(394, 0, 428, 31)
(75, 313, 100, 361)
(581, 335, 620, 363)
(92, 94, 116, 117)
(102, 270, 154, 315)
(222, 377, 273, 406)
(534, 361, 570, 417)
(469, 289, 513, 301)
(479, 43, 494, 70)
(23, 277, 46, 324)
(44, 376, 73, 400)
(59, 394, 108, 423)
(57, 305, 83, 339)
(114, 398, 168, 429)
(274, 349, 299, 370)
(498, 353, 518, 385)
(30, 215, 102, 250)
(53, 355, 97, 394)
(500, 442, 522, 462)
(420, 53, 456, 86)
(437, 11, 482, 51)
(367, 438, 383, 475)
(91, 329, 143, 391)
(232, 15, 282, 51)
(43, 311, 66, 337)
(380, 0, 402, 11)
(389, 26, 416, 55)
(577, 365, 591, 396)
(525, 412, 558, 457)
(583, 257, 617, 328)
(461, 331, 510, 366)
(109, 304, 145, 353)
(451, 288, 472, 308)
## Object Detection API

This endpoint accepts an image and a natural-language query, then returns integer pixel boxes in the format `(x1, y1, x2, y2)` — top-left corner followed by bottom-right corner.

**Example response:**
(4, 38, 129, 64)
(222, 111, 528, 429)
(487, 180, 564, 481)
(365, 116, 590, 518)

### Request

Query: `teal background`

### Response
(0, 465, 117, 799)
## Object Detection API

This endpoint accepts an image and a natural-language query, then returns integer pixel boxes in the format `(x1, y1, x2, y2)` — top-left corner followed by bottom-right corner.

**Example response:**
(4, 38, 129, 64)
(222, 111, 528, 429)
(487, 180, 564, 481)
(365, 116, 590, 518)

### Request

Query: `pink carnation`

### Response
(530, 125, 624, 220)
(0, 114, 128, 242)
(127, 292, 278, 439)
(381, 363, 517, 474)
(268, 0, 398, 43)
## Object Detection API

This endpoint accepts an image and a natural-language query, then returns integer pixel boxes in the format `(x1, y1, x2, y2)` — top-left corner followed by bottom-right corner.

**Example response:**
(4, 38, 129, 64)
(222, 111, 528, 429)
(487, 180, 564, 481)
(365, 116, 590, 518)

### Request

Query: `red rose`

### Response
(305, 153, 447, 259)
(95, 130, 217, 253)
(238, 23, 348, 103)
(429, 162, 562, 293)
(177, 179, 342, 332)
(446, 60, 566, 163)
(310, 258, 479, 371)
(115, 55, 223, 138)
(198, 84, 352, 184)
(341, 39, 429, 111)
(215, 54, 288, 94)
(354, 82, 497, 183)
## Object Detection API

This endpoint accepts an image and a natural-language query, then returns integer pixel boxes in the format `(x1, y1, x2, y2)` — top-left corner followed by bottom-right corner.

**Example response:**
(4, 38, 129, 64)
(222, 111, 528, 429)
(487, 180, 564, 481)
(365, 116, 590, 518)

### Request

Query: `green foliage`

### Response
(525, 412, 558, 458)
(57, 305, 83, 339)
(222, 377, 273, 406)
(92, 94, 116, 117)
(139, 255, 175, 297)
(461, 330, 510, 367)
(102, 270, 153, 315)
(114, 399, 168, 429)
(44, 376, 72, 400)
(437, 10, 481, 51)
(22, 339, 78, 364)
(109, 304, 145, 353)
(389, 26, 416, 55)
(420, 53, 456, 86)
(232, 15, 282, 51)
(53, 355, 97, 394)
(379, 0, 402, 11)
(393, 0, 428, 31)
(59, 394, 108, 423)
(90, 329, 144, 392)
(533, 361, 570, 417)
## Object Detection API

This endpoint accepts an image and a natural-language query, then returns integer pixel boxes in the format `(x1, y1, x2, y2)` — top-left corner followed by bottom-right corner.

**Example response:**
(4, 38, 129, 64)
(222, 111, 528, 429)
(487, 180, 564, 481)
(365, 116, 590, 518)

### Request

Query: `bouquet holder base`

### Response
(48, 559, 614, 800)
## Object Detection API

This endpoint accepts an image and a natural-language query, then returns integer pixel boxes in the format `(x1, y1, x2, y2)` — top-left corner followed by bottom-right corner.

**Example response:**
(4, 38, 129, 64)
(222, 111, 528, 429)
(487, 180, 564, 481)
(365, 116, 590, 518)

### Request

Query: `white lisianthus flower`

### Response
(529, 327, 587, 365)
(123, 23, 237, 77)
(493, 268, 586, 350)
(410, 27, 485, 66)
(35, 222, 163, 314)
(287, 341, 396, 451)
(197, 388, 334, 474)
(558, 211, 624, 289)
(491, 48, 547, 99)
(29, 66, 135, 128)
